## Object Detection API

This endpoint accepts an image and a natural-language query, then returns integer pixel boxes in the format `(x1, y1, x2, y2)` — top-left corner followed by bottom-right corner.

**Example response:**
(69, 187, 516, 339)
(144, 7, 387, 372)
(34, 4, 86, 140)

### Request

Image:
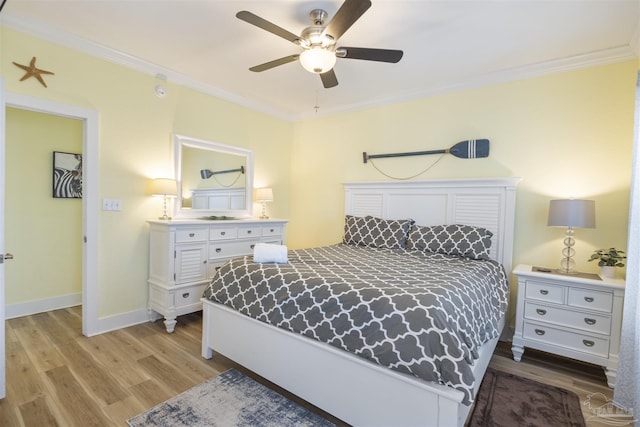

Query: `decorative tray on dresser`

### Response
(147, 218, 288, 332)
(512, 264, 625, 387)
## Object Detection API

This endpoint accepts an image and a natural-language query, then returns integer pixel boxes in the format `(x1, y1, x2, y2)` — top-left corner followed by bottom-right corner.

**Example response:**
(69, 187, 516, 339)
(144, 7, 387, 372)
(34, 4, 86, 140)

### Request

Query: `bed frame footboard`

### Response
(202, 299, 500, 427)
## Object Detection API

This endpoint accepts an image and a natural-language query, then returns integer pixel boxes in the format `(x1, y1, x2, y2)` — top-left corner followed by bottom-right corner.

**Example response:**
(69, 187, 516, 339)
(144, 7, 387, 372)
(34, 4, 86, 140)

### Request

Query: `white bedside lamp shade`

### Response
(548, 199, 596, 273)
(255, 188, 274, 219)
(149, 178, 177, 220)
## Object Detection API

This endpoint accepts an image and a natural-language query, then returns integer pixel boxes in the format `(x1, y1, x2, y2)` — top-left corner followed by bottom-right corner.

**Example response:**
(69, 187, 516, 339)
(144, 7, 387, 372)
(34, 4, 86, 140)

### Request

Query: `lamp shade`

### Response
(255, 187, 274, 202)
(547, 199, 596, 228)
(149, 178, 177, 197)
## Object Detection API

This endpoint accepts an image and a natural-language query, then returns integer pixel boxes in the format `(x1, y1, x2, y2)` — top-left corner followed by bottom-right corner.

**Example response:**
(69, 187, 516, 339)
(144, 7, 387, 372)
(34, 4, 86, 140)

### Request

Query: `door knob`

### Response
(1, 253, 14, 263)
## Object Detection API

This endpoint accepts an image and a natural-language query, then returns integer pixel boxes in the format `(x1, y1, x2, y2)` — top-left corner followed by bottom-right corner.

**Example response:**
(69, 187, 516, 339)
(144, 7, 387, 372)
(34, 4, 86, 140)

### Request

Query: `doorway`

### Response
(5, 92, 99, 336)
(5, 107, 83, 318)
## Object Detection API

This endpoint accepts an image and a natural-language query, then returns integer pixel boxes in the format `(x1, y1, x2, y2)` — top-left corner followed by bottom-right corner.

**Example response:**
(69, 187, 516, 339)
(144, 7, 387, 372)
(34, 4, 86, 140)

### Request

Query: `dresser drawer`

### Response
(524, 302, 611, 335)
(525, 281, 565, 304)
(262, 225, 283, 237)
(174, 285, 205, 310)
(209, 226, 238, 241)
(523, 322, 609, 358)
(568, 287, 613, 313)
(175, 228, 208, 243)
(209, 240, 258, 260)
(238, 226, 261, 239)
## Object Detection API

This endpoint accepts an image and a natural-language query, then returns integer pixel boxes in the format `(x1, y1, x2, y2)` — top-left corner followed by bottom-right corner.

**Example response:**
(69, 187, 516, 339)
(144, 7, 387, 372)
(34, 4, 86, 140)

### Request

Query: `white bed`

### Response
(202, 177, 520, 427)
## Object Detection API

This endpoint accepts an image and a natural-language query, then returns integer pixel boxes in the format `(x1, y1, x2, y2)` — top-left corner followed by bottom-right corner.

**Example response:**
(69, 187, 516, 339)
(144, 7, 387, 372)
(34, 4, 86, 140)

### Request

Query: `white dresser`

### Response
(512, 264, 625, 387)
(147, 219, 288, 332)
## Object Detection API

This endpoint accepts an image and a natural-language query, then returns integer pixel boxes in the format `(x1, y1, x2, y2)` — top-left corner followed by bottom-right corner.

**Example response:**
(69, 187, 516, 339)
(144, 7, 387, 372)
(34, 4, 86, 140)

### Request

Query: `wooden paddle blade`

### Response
(449, 139, 490, 159)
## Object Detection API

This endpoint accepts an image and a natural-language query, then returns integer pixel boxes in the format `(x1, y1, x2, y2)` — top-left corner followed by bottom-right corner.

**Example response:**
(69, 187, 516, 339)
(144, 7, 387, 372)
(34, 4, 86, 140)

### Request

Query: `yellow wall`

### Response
(5, 108, 82, 304)
(1, 25, 637, 322)
(1, 27, 293, 318)
(289, 61, 637, 281)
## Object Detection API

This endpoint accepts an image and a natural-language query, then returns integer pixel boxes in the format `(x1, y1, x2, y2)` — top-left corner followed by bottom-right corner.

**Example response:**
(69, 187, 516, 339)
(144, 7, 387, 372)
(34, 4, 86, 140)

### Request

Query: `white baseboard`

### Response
(5, 296, 165, 336)
(5, 293, 82, 319)
(93, 308, 151, 336)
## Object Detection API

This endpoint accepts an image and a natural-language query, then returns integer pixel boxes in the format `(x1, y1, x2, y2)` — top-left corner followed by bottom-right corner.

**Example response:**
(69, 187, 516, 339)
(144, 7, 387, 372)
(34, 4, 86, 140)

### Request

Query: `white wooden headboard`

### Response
(343, 177, 521, 274)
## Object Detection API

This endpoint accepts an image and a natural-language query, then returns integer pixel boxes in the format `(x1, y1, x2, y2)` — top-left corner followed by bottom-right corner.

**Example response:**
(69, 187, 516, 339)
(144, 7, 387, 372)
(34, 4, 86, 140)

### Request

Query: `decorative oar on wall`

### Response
(362, 139, 490, 180)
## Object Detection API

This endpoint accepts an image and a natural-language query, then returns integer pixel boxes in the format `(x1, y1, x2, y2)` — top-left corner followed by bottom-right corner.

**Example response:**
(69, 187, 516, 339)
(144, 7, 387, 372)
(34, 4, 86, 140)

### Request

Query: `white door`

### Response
(0, 78, 7, 399)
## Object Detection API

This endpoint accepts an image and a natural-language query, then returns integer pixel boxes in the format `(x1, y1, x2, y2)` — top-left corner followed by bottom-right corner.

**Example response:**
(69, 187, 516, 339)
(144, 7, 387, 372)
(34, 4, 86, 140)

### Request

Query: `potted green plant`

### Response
(588, 248, 626, 278)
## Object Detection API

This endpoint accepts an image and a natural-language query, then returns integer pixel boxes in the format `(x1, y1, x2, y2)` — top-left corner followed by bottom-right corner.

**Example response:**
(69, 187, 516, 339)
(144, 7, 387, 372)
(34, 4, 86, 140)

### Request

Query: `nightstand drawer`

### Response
(524, 302, 611, 335)
(523, 322, 609, 358)
(525, 281, 565, 304)
(568, 288, 613, 313)
(176, 228, 208, 243)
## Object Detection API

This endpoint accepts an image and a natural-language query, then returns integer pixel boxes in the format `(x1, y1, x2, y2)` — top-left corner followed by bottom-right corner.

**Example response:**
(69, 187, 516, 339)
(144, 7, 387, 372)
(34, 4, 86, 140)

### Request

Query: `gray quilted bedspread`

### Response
(203, 244, 509, 405)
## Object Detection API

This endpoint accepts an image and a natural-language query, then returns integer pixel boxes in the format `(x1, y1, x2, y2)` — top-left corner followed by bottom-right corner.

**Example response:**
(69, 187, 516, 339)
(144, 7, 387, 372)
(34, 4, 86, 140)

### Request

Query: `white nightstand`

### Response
(512, 264, 625, 387)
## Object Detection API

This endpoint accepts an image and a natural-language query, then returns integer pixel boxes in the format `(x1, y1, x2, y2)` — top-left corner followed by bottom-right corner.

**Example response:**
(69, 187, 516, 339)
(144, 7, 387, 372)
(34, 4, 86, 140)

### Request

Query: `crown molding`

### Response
(0, 14, 297, 122)
(2, 14, 637, 123)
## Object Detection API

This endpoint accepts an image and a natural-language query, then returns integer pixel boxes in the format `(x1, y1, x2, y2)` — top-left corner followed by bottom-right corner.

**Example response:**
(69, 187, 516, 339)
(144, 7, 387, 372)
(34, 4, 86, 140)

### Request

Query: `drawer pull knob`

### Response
(250, 244, 255, 249)
(584, 318, 596, 325)
(215, 266, 221, 271)
(534, 329, 545, 336)
(270, 228, 274, 232)
(584, 296, 594, 303)
(583, 340, 595, 347)
(247, 230, 252, 234)
(539, 289, 549, 295)
(536, 309, 547, 315)
(189, 233, 195, 237)
(182, 293, 190, 298)
(221, 231, 226, 235)
(216, 248, 222, 253)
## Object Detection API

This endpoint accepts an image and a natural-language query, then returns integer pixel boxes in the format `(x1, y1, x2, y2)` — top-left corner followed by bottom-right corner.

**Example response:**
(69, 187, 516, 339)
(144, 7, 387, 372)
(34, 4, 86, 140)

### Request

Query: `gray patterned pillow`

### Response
(406, 224, 493, 260)
(343, 215, 414, 249)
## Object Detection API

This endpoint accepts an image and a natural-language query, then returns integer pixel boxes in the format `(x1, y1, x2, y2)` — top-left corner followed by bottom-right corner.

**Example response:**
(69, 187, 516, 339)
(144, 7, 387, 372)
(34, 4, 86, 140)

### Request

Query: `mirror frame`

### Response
(173, 134, 254, 219)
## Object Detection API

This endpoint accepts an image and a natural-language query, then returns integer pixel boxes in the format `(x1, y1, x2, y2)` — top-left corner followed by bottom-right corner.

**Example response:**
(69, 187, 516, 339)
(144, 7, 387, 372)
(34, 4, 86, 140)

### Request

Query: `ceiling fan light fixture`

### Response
(300, 47, 336, 74)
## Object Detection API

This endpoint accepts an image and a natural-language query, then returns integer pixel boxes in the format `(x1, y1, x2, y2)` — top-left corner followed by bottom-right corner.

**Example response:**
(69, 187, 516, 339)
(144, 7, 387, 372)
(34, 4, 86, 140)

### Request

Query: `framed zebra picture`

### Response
(53, 151, 82, 198)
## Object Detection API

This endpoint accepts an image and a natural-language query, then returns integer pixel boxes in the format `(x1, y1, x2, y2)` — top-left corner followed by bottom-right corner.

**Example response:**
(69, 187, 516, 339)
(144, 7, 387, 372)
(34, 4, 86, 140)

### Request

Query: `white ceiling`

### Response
(2, 0, 639, 121)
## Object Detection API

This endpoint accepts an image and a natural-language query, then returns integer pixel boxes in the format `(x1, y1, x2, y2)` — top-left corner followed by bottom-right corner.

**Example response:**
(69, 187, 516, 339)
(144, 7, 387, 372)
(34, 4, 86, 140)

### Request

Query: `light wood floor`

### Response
(0, 306, 616, 426)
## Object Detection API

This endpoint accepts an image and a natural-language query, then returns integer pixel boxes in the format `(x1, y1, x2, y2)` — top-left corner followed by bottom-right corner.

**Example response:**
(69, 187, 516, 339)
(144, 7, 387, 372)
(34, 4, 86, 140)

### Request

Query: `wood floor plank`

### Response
(44, 365, 112, 427)
(18, 396, 59, 427)
(58, 339, 129, 406)
(12, 326, 66, 373)
(136, 354, 198, 395)
(75, 333, 150, 388)
(128, 379, 173, 410)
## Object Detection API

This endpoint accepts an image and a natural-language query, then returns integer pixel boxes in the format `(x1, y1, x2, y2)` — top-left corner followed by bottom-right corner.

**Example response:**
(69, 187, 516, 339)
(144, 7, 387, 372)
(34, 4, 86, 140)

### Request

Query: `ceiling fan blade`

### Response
(320, 69, 339, 88)
(236, 11, 299, 44)
(249, 55, 300, 72)
(336, 47, 403, 63)
(323, 0, 372, 41)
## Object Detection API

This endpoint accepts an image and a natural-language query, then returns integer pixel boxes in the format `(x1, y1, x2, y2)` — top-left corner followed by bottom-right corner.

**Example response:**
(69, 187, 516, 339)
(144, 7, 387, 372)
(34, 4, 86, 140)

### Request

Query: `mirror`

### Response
(174, 134, 254, 219)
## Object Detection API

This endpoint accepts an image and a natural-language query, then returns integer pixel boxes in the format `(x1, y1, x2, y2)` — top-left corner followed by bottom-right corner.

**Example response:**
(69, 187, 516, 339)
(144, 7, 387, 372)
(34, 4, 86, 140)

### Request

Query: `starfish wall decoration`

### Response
(13, 57, 55, 88)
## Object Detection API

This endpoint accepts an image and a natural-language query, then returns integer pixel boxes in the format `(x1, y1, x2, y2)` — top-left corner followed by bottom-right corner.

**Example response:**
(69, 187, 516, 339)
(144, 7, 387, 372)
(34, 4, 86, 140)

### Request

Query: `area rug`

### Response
(468, 367, 586, 427)
(127, 369, 335, 427)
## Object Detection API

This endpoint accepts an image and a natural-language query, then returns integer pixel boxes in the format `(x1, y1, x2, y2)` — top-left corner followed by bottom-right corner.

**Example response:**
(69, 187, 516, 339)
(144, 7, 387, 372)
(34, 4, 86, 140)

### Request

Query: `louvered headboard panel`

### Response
(343, 178, 520, 273)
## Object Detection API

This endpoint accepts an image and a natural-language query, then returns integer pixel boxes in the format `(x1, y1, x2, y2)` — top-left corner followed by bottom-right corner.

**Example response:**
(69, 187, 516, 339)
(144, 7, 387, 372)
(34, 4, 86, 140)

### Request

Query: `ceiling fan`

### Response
(236, 0, 403, 88)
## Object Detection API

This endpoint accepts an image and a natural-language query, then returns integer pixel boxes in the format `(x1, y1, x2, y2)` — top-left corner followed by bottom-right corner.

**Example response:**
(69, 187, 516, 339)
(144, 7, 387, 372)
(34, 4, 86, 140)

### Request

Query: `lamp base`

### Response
(260, 201, 269, 220)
